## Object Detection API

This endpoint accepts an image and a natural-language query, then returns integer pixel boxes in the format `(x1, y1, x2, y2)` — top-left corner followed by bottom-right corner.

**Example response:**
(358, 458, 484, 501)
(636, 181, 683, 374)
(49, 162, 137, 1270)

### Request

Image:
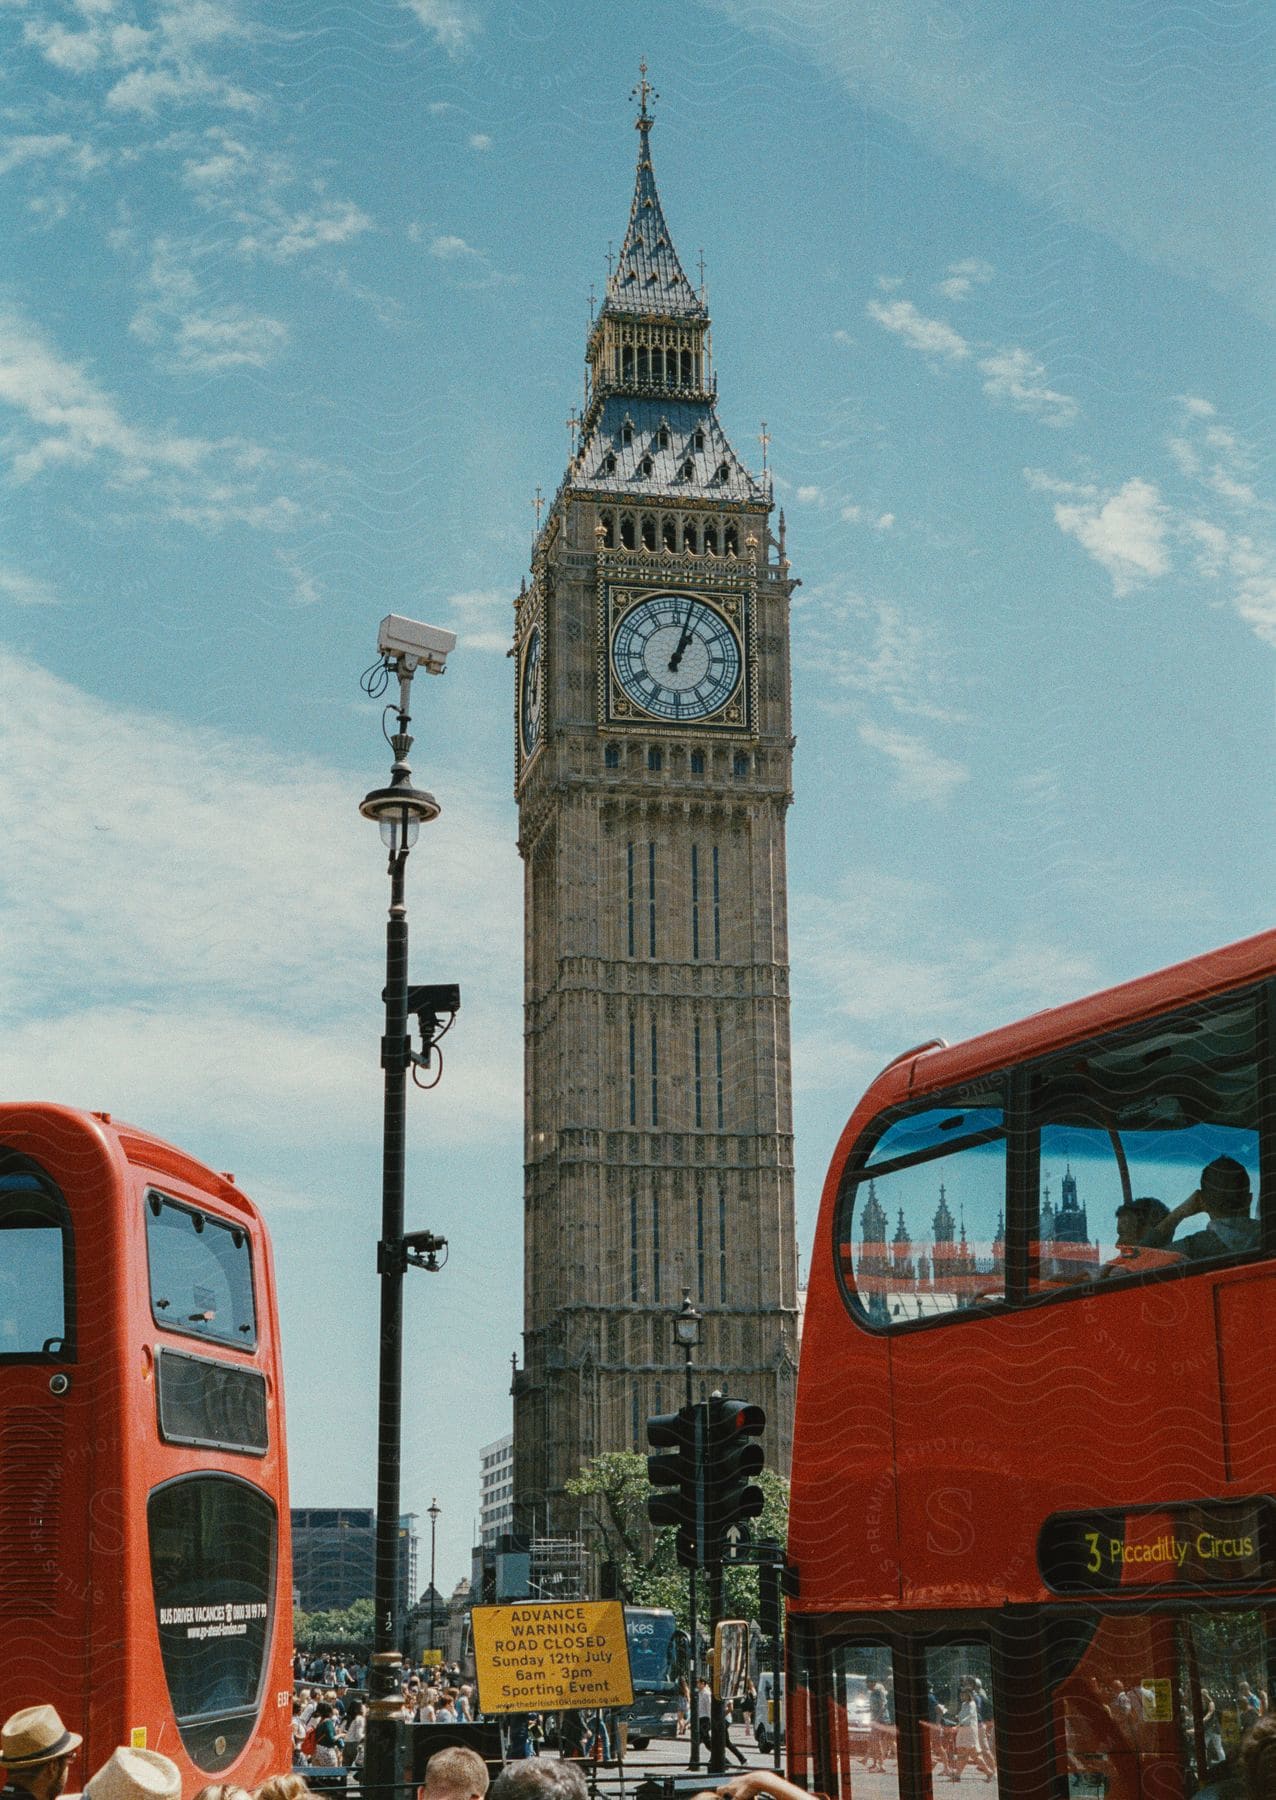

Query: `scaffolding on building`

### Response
(529, 1534, 588, 1601)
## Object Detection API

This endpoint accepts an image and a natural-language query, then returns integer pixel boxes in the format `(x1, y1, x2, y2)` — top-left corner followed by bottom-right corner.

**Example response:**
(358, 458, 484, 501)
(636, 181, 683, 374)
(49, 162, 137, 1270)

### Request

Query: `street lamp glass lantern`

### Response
(674, 1291, 701, 1349)
(359, 780, 440, 853)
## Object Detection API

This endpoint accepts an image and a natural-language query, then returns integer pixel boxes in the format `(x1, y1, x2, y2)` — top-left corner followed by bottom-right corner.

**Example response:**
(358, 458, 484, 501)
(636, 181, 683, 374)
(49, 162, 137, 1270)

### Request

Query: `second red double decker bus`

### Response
(788, 929, 1276, 1800)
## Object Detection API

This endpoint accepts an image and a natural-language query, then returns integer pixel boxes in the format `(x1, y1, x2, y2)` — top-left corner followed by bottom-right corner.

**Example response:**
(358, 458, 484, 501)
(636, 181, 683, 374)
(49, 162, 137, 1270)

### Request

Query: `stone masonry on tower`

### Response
(511, 78, 800, 1541)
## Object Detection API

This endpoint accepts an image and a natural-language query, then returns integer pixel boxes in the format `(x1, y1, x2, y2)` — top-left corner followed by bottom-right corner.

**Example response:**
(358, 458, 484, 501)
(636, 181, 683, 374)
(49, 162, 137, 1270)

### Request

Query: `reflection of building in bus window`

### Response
(1146, 1158, 1259, 1261)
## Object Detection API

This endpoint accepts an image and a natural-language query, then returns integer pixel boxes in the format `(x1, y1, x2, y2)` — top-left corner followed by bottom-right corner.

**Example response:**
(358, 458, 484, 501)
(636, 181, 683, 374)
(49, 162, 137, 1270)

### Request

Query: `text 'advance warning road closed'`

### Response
(471, 1602, 634, 1714)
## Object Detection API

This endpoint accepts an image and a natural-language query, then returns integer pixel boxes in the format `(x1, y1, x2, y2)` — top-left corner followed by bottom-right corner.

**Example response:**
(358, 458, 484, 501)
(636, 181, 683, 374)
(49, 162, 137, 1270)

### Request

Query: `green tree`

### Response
(565, 1452, 789, 1625)
(293, 1595, 376, 1652)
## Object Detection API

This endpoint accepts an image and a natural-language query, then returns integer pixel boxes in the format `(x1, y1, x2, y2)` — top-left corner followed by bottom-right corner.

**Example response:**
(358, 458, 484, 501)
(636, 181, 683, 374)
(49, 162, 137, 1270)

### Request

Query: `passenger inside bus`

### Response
(1099, 1197, 1183, 1279)
(1144, 1158, 1259, 1261)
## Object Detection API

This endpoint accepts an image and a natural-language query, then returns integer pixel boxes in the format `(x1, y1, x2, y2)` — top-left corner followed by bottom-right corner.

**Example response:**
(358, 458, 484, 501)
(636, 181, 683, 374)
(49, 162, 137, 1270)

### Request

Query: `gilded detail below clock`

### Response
(608, 589, 745, 725)
(519, 621, 543, 762)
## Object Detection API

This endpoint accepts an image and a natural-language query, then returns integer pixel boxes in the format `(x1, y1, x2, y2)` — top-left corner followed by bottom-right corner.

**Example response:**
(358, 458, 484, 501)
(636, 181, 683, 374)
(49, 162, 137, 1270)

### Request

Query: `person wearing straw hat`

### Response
(81, 1748, 180, 1800)
(0, 1706, 82, 1800)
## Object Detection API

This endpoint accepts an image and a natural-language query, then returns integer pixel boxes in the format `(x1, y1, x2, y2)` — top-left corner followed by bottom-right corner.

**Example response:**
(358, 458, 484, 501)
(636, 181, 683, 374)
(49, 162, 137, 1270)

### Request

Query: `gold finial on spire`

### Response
(631, 59, 657, 126)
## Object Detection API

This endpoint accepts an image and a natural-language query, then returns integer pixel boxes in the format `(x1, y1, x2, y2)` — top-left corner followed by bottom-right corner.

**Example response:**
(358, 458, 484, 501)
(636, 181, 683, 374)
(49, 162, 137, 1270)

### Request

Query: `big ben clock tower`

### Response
(512, 74, 799, 1537)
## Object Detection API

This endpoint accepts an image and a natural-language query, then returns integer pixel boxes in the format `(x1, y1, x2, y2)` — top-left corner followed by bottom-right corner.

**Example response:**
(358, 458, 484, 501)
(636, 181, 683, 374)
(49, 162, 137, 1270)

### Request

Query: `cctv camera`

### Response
(378, 614, 457, 674)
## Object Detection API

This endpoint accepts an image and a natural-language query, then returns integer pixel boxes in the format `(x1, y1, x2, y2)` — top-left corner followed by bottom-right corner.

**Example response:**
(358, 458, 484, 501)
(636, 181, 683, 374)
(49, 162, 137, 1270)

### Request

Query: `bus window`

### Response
(148, 1474, 277, 1771)
(146, 1191, 256, 1350)
(0, 1158, 73, 1359)
(923, 1644, 999, 1796)
(828, 1644, 897, 1800)
(1048, 1608, 1272, 1800)
(837, 1094, 1007, 1323)
(1031, 992, 1263, 1291)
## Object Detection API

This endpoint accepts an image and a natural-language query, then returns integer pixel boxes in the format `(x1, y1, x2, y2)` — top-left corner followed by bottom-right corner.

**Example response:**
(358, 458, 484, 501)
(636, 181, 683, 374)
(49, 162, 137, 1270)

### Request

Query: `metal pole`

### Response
(685, 1346, 700, 1775)
(707, 1561, 726, 1775)
(365, 839, 411, 1800)
(429, 1502, 439, 1656)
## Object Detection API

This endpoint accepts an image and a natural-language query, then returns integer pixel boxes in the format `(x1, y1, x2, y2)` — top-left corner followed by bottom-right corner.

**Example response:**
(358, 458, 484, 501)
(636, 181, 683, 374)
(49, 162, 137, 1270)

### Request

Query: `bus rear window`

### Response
(145, 1191, 256, 1350)
(148, 1474, 276, 1770)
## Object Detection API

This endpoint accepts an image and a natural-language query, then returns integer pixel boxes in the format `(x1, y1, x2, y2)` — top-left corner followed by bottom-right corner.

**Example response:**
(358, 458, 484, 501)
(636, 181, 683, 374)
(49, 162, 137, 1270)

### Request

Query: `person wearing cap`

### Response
(0, 1706, 82, 1800)
(82, 1747, 180, 1800)
(1146, 1157, 1260, 1261)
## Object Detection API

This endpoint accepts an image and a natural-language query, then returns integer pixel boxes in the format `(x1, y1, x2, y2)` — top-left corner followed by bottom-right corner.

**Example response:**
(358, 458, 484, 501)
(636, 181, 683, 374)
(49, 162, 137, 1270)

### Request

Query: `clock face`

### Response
(520, 624, 542, 759)
(611, 591, 742, 722)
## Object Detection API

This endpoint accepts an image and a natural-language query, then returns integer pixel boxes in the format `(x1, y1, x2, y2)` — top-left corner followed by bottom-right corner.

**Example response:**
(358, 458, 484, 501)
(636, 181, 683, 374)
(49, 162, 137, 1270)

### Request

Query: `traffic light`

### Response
(703, 1396, 766, 1559)
(646, 1404, 701, 1568)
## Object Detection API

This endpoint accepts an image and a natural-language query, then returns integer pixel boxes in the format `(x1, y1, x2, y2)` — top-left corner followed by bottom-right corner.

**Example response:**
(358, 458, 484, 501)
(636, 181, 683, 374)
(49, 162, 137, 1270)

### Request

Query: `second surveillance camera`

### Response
(378, 614, 457, 674)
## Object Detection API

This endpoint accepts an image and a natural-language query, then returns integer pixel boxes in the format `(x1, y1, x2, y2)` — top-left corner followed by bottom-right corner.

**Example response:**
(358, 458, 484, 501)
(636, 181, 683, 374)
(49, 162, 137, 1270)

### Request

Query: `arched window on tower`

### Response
(639, 456, 653, 478)
(641, 514, 656, 551)
(733, 752, 749, 779)
(717, 462, 730, 483)
(622, 419, 633, 446)
(683, 519, 698, 552)
(682, 459, 694, 480)
(704, 523, 718, 555)
(662, 516, 676, 551)
(694, 428, 706, 451)
(651, 347, 664, 385)
(604, 743, 620, 769)
(657, 422, 670, 449)
(682, 349, 693, 384)
(621, 513, 636, 549)
(622, 344, 634, 381)
(637, 347, 649, 384)
(648, 746, 663, 772)
(725, 523, 738, 556)
(690, 749, 705, 774)
(600, 511, 615, 548)
(603, 452, 617, 475)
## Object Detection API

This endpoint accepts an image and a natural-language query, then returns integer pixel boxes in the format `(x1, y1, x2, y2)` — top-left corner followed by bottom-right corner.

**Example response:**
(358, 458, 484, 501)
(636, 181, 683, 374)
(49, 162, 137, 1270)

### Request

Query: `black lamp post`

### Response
(673, 1290, 702, 1773)
(359, 621, 452, 1800)
(428, 1497, 441, 1658)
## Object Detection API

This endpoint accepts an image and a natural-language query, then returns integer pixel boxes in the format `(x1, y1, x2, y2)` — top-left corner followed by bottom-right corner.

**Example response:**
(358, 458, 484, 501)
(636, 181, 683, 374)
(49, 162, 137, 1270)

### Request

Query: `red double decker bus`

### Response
(788, 930, 1276, 1800)
(0, 1103, 292, 1789)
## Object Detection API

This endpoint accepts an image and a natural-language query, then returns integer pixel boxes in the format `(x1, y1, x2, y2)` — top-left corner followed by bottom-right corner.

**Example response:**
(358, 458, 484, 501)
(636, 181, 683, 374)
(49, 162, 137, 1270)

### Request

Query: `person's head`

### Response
(1116, 1196, 1169, 1246)
(255, 1775, 314, 1800)
(419, 1745, 490, 1800)
(0, 1707, 84, 1800)
(315, 1702, 333, 1720)
(1202, 1157, 1252, 1217)
(346, 1702, 364, 1722)
(488, 1761, 587, 1800)
(83, 1748, 182, 1800)
(191, 1786, 251, 1800)
(1241, 1712, 1276, 1800)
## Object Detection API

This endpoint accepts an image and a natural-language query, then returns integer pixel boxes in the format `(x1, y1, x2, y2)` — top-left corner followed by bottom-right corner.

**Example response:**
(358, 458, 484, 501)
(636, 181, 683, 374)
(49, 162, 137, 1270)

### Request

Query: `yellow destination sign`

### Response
(471, 1601, 634, 1714)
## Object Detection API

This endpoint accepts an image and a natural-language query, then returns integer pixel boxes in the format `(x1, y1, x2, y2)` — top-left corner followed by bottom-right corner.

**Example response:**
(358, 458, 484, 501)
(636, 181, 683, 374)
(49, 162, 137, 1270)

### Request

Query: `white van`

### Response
(754, 1671, 785, 1752)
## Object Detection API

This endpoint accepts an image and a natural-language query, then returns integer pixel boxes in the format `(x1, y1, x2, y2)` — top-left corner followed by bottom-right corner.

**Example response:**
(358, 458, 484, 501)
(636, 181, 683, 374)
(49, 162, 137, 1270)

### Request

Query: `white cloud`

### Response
(469, 133, 492, 151)
(858, 720, 969, 804)
(866, 297, 969, 361)
(0, 567, 62, 606)
(426, 233, 513, 289)
(936, 257, 994, 301)
(0, 303, 296, 526)
(979, 347, 1078, 426)
(1179, 395, 1217, 419)
(443, 587, 510, 653)
(1052, 476, 1169, 596)
(131, 236, 290, 372)
(796, 585, 962, 726)
(0, 133, 101, 179)
(795, 484, 824, 506)
(23, 19, 102, 71)
(237, 199, 372, 260)
(401, 0, 479, 53)
(0, 647, 521, 1148)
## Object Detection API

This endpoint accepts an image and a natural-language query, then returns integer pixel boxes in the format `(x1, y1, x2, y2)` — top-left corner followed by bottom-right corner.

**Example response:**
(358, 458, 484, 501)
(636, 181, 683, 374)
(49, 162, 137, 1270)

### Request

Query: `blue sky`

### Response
(1, 0, 1272, 1593)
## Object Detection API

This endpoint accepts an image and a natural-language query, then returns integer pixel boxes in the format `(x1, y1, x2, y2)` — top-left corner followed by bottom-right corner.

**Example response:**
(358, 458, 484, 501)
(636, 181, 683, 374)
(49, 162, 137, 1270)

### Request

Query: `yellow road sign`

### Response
(471, 1600, 634, 1715)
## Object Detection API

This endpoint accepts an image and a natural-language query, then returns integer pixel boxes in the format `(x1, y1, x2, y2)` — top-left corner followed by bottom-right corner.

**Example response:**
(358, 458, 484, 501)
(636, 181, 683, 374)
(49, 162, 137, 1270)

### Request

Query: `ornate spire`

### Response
(601, 66, 706, 322)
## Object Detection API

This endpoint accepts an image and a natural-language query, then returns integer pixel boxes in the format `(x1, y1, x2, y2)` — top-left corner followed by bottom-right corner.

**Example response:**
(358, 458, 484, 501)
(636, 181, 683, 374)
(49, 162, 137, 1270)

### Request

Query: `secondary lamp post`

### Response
(673, 1291, 702, 1773)
(360, 615, 455, 1800)
(428, 1497, 441, 1658)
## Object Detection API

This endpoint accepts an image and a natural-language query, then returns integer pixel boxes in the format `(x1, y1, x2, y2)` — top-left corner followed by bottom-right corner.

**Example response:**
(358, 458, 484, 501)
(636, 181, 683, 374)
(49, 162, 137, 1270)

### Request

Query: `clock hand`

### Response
(668, 600, 697, 672)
